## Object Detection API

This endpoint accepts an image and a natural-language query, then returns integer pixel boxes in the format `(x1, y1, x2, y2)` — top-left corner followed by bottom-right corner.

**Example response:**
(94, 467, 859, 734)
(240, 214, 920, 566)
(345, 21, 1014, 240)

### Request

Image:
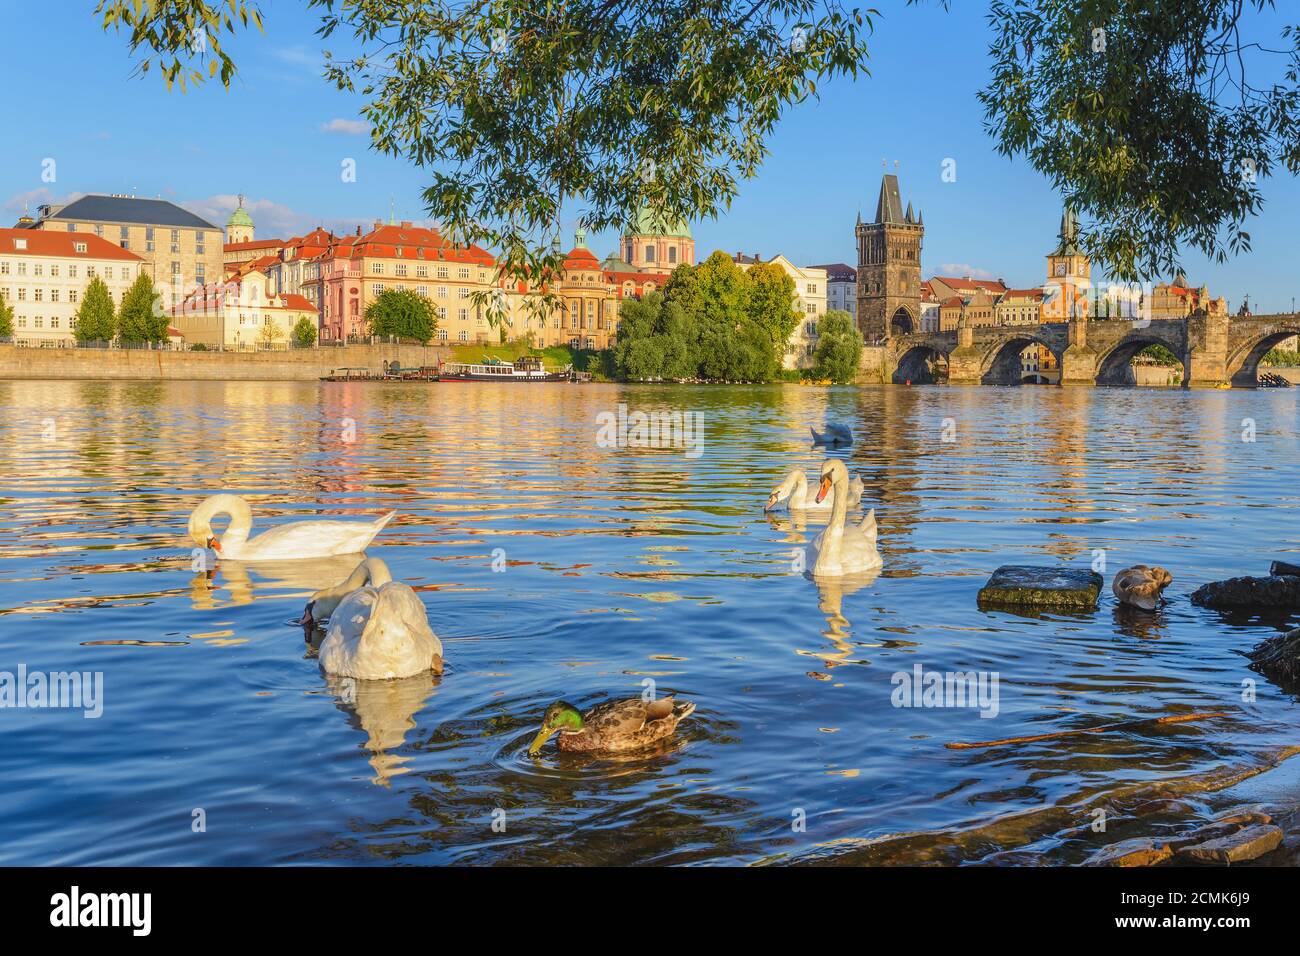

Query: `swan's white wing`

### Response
(234, 514, 392, 561)
(319, 583, 440, 680)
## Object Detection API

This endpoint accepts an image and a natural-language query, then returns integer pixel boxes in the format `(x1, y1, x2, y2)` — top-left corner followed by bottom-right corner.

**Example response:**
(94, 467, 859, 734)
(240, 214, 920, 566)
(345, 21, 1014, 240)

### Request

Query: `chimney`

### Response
(401, 220, 412, 229)
(373, 219, 383, 230)
(356, 225, 362, 236)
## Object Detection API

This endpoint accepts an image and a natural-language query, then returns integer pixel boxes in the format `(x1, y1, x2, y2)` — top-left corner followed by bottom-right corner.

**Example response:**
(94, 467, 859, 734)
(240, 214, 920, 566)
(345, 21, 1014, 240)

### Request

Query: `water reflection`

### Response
(0, 380, 1298, 865)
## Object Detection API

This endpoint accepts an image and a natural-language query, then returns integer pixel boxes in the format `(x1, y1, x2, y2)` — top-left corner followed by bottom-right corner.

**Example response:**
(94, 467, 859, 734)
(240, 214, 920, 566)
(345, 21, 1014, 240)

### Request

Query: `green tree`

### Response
(365, 288, 437, 344)
(812, 309, 864, 383)
(746, 261, 801, 380)
(74, 275, 117, 342)
(118, 273, 167, 343)
(292, 315, 317, 347)
(0, 293, 13, 339)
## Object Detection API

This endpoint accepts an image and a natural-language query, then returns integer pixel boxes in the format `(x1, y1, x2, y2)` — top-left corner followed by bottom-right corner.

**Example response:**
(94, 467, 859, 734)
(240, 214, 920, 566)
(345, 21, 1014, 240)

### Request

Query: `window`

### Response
(458, 287, 470, 299)
(668, 247, 677, 264)
(458, 330, 468, 342)
(67, 223, 77, 232)
(69, 290, 78, 303)
(14, 239, 27, 251)
(373, 283, 385, 293)
(436, 266, 448, 279)
(438, 329, 448, 341)
(457, 267, 470, 279)
(372, 263, 384, 274)
(74, 242, 87, 254)
(395, 264, 407, 277)
(458, 308, 468, 322)
(437, 286, 448, 298)
(645, 246, 655, 262)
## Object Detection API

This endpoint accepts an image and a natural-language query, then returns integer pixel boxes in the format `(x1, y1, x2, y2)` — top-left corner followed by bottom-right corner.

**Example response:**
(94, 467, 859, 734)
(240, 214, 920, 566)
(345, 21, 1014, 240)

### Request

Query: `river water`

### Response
(1, 379, 1298, 865)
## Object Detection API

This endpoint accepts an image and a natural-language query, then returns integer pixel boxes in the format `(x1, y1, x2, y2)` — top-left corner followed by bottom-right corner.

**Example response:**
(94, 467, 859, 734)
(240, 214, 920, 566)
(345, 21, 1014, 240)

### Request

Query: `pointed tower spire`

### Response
(904, 201, 915, 223)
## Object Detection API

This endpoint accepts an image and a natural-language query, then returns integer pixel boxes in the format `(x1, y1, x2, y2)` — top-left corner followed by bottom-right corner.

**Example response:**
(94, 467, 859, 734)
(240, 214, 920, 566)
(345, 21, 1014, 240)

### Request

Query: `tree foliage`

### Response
(292, 315, 318, 347)
(118, 273, 168, 343)
(0, 292, 13, 339)
(614, 253, 798, 381)
(980, 0, 1300, 280)
(812, 308, 863, 382)
(94, 0, 872, 307)
(74, 275, 117, 342)
(365, 288, 437, 343)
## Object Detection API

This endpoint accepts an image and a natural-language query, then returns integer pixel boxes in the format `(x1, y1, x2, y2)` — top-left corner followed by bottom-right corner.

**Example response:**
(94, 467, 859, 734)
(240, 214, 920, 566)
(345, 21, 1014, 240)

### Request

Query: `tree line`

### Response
(612, 251, 861, 383)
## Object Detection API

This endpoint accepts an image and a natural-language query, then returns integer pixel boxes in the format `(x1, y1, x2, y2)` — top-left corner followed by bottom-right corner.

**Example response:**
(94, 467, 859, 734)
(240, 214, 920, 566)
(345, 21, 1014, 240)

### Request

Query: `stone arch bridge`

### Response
(877, 312, 1300, 387)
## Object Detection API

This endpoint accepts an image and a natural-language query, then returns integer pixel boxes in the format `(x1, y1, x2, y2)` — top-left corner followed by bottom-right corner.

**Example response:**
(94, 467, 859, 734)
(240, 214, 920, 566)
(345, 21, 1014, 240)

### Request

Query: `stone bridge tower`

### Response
(856, 173, 923, 342)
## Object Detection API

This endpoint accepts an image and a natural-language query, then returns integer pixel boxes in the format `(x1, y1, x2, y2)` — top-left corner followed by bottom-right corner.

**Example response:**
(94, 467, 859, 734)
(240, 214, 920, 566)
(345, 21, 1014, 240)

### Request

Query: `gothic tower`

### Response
(1043, 205, 1090, 321)
(855, 173, 923, 341)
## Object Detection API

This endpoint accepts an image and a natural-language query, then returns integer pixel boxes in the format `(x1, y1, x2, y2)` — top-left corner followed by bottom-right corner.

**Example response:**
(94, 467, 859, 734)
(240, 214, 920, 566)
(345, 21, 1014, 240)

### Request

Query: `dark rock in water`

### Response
(1175, 824, 1283, 865)
(1086, 838, 1173, 867)
(1190, 575, 1300, 609)
(977, 566, 1103, 610)
(1271, 559, 1300, 577)
(1247, 628, 1300, 690)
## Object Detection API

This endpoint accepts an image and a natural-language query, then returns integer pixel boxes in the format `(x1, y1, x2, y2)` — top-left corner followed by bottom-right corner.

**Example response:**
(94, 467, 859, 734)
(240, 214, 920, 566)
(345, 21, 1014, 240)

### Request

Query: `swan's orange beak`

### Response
(207, 536, 221, 553)
(815, 475, 833, 504)
(765, 491, 779, 511)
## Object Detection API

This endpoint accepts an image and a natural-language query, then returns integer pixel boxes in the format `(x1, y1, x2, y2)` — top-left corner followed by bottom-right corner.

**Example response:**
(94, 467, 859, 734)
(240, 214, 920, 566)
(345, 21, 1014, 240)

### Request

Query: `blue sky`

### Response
(3, 1, 1298, 311)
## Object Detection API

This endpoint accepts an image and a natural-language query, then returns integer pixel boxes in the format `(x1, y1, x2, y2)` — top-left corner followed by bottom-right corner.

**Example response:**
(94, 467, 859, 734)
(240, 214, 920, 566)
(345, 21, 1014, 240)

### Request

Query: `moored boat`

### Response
(439, 355, 573, 382)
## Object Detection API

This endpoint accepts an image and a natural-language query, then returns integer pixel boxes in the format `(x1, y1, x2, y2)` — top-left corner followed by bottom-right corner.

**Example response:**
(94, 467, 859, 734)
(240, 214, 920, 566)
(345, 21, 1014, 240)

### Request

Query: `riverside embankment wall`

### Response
(0, 344, 450, 381)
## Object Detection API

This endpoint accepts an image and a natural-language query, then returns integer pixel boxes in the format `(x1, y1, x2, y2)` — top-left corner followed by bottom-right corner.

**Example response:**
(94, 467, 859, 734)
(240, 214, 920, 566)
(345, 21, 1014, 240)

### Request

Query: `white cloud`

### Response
(3, 188, 83, 218)
(181, 194, 374, 239)
(321, 118, 370, 136)
(937, 262, 1000, 281)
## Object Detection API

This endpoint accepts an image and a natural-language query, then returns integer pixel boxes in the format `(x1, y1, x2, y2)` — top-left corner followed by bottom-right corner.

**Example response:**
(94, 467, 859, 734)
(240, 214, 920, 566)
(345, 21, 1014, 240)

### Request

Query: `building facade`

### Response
(23, 194, 222, 307)
(0, 228, 144, 346)
(855, 173, 924, 341)
(622, 207, 694, 271)
(812, 262, 856, 316)
(170, 266, 317, 349)
(1042, 207, 1091, 321)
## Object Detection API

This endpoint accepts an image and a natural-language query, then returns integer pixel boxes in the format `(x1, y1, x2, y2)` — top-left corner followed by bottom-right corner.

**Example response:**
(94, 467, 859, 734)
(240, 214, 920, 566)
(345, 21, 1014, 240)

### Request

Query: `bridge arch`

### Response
(892, 343, 949, 384)
(979, 333, 1063, 386)
(1095, 330, 1188, 386)
(1226, 324, 1300, 386)
(890, 306, 916, 336)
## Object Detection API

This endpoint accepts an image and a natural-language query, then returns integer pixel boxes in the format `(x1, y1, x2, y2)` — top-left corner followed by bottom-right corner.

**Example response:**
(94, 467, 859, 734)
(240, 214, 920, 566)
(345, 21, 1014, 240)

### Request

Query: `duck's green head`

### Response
(528, 700, 584, 755)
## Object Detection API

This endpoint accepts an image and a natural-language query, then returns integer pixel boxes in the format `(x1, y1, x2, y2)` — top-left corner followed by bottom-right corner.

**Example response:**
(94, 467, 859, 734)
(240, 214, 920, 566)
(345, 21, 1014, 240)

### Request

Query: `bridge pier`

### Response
(945, 321, 983, 384)
(1059, 317, 1098, 385)
(1184, 312, 1229, 387)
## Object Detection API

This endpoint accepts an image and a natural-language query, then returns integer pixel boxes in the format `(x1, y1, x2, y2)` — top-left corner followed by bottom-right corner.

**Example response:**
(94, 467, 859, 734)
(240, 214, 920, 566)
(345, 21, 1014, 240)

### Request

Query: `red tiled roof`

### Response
(933, 275, 1007, 293)
(280, 294, 316, 312)
(940, 295, 965, 308)
(0, 228, 143, 262)
(224, 239, 286, 253)
(326, 223, 495, 266)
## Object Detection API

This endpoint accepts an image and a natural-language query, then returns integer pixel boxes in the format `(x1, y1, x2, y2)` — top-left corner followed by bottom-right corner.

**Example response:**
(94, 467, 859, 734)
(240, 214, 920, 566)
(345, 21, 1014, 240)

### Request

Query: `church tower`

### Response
(225, 195, 254, 245)
(856, 173, 923, 341)
(1043, 205, 1090, 321)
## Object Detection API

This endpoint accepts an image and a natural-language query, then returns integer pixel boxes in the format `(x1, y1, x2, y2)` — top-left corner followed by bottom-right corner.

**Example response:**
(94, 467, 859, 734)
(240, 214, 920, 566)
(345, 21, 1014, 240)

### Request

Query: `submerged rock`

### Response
(1189, 575, 1300, 609)
(1247, 627, 1300, 691)
(977, 566, 1103, 610)
(1175, 824, 1283, 865)
(1086, 838, 1173, 867)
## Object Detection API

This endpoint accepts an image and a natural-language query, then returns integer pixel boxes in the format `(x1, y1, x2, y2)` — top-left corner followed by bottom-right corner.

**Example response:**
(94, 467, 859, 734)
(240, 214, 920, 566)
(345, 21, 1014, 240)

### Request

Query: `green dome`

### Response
(227, 205, 254, 228)
(627, 204, 691, 239)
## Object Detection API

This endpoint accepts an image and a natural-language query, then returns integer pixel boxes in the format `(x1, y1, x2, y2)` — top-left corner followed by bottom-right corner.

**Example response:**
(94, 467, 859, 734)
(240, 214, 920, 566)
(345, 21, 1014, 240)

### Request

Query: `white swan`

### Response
(188, 494, 396, 561)
(811, 422, 853, 446)
(767, 468, 865, 513)
(805, 459, 882, 577)
(302, 558, 443, 680)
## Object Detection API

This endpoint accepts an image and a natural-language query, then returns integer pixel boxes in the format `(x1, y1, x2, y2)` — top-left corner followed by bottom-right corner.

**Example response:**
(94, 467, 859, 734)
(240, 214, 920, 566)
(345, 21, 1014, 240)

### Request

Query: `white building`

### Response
(0, 228, 144, 346)
(811, 262, 856, 317)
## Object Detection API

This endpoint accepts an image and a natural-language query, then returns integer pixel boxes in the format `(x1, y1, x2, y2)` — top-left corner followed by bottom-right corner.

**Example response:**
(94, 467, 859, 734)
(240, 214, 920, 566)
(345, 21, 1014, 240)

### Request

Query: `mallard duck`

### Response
(805, 459, 882, 577)
(299, 557, 443, 679)
(189, 493, 395, 561)
(810, 422, 853, 446)
(527, 697, 696, 755)
(1112, 565, 1173, 611)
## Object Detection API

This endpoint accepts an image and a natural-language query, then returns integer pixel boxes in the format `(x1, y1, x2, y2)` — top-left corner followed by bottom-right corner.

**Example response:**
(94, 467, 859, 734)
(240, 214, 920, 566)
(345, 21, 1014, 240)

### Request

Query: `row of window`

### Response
(0, 261, 134, 281)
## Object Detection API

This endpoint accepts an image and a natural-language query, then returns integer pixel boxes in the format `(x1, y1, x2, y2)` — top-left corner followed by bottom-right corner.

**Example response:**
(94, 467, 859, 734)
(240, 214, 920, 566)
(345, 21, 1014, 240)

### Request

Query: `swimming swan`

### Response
(767, 468, 865, 513)
(810, 422, 853, 446)
(301, 557, 443, 680)
(188, 494, 395, 561)
(805, 459, 882, 577)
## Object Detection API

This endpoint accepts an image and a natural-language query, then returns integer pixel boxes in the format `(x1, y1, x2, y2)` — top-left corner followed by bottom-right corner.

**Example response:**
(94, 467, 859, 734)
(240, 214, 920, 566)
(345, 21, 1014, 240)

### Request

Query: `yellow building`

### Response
(170, 264, 317, 349)
(0, 228, 144, 346)
(308, 221, 497, 343)
(1146, 272, 1227, 319)
(23, 194, 223, 308)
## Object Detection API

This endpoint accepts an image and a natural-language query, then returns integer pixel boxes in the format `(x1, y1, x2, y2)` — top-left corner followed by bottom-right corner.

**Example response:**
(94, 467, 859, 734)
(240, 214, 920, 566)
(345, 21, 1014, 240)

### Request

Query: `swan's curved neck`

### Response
(191, 494, 253, 547)
(819, 475, 849, 567)
(311, 558, 392, 621)
(790, 472, 810, 508)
